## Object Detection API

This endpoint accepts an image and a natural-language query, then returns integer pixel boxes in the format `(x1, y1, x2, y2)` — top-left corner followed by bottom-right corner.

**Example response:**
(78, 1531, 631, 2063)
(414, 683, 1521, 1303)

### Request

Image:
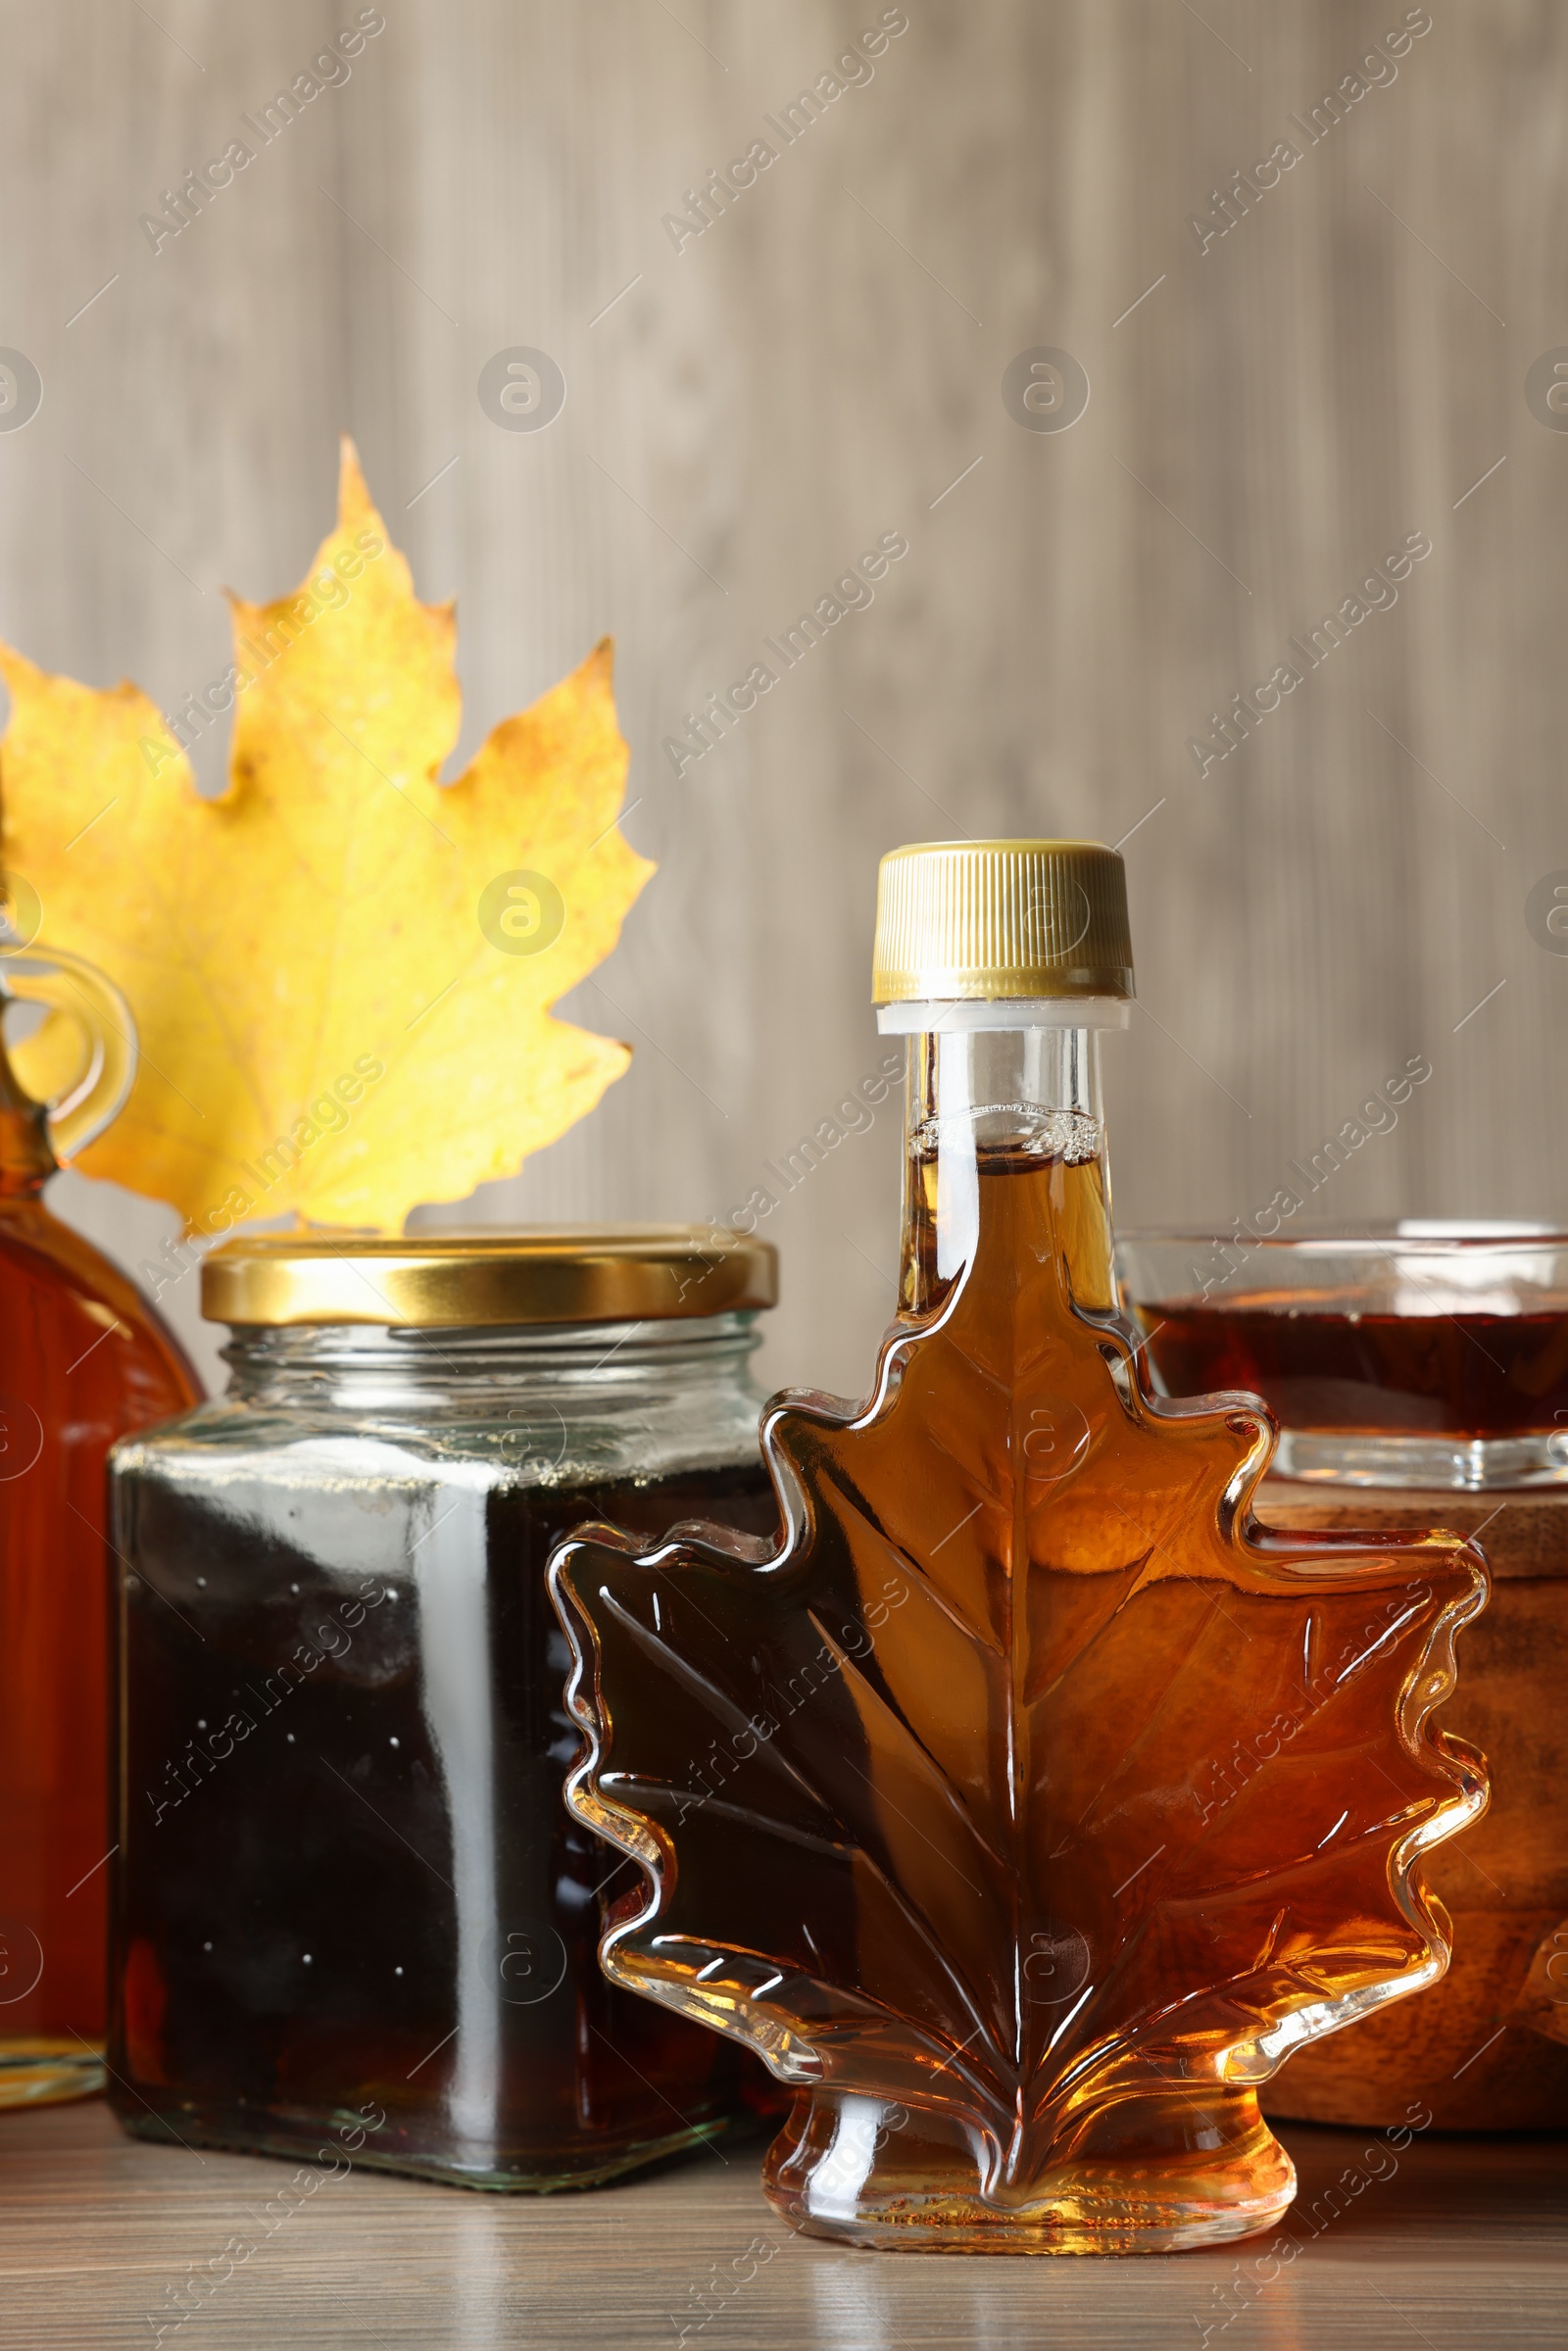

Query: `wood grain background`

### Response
(0, 0, 1563, 1395)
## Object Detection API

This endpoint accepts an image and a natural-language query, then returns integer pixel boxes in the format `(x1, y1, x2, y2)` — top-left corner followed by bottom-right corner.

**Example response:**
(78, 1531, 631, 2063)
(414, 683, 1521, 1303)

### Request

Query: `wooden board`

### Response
(0, 2100, 1563, 2349)
(1261, 1480, 1568, 1581)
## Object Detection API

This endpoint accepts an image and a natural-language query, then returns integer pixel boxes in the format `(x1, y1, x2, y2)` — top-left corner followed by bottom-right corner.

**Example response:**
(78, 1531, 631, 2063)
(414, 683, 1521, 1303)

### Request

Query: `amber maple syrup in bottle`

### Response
(0, 941, 199, 2105)
(552, 839, 1487, 2253)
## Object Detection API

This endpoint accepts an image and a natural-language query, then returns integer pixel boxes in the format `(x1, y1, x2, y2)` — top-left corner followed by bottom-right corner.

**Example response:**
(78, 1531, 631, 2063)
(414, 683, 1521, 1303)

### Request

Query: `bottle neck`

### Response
(897, 1023, 1115, 1317)
(0, 1018, 57, 1200)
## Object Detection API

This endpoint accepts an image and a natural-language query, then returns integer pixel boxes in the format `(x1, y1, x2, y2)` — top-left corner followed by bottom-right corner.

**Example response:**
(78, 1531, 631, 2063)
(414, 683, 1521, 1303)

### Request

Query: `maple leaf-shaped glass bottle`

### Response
(551, 840, 1489, 2254)
(0, 935, 199, 2107)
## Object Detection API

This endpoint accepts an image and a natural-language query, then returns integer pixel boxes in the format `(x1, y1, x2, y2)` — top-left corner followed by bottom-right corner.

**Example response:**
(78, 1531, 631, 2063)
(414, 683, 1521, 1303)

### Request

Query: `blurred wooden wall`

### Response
(0, 0, 1564, 1394)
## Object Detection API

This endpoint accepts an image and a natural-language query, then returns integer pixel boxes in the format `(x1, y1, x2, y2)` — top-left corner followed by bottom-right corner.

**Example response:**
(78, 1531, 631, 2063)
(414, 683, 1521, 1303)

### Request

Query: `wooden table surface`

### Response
(0, 2101, 1561, 2349)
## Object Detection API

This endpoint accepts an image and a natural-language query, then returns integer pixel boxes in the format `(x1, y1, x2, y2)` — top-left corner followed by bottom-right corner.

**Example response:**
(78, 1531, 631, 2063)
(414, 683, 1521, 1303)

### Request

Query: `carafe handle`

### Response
(1, 945, 137, 1162)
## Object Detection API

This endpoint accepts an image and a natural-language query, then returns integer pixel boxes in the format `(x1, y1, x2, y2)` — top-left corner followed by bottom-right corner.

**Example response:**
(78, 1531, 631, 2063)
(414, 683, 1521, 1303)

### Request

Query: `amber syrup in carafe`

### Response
(0, 1047, 198, 2105)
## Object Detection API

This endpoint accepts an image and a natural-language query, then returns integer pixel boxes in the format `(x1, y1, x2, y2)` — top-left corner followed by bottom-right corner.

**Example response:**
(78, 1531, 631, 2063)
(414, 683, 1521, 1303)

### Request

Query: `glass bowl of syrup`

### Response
(1117, 1221, 1568, 1488)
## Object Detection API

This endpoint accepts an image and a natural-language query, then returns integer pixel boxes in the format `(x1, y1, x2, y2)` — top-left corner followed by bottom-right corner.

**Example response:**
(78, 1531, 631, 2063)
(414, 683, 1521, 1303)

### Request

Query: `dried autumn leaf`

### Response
(552, 1175, 1487, 2223)
(0, 440, 651, 1233)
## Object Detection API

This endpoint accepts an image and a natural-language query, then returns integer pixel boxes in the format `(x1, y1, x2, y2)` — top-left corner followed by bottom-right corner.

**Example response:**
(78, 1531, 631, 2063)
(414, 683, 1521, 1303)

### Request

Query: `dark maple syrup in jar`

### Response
(108, 1230, 782, 2187)
(112, 1462, 777, 2186)
(1135, 1297, 1568, 1436)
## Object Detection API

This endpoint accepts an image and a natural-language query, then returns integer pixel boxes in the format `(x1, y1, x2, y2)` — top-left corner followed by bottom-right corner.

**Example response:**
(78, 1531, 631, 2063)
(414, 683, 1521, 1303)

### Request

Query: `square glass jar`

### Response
(107, 1228, 779, 2188)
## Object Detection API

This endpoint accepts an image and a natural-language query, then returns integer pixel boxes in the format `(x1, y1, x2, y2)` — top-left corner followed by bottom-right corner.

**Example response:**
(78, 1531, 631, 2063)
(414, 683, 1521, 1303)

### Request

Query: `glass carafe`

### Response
(0, 939, 199, 2107)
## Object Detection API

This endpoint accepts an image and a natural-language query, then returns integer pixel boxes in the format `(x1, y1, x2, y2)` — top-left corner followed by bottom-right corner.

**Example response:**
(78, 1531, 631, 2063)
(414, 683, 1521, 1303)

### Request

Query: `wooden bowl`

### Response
(1257, 1480, 1568, 2131)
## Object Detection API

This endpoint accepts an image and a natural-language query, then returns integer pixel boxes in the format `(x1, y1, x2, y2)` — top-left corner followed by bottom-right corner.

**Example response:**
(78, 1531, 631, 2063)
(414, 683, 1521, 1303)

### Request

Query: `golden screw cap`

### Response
(201, 1226, 777, 1328)
(871, 839, 1134, 1004)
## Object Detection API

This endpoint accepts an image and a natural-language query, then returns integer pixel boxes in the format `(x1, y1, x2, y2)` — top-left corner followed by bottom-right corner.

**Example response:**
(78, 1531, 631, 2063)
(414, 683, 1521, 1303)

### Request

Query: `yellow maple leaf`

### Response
(0, 440, 653, 1235)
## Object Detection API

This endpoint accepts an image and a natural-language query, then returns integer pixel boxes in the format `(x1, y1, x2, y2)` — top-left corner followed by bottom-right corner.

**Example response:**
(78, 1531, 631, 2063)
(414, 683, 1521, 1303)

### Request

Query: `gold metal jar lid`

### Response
(871, 839, 1134, 1004)
(201, 1226, 778, 1329)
